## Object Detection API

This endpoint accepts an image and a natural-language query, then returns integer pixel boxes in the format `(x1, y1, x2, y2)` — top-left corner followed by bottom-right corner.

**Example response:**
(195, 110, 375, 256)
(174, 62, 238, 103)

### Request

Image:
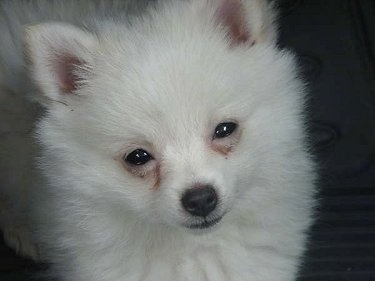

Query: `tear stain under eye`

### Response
(211, 125, 242, 156)
(212, 144, 233, 156)
(151, 164, 161, 191)
(114, 154, 162, 189)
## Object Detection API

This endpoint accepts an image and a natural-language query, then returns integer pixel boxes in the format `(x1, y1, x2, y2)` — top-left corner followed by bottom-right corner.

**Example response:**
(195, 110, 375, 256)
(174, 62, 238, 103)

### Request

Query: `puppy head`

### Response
(24, 0, 307, 233)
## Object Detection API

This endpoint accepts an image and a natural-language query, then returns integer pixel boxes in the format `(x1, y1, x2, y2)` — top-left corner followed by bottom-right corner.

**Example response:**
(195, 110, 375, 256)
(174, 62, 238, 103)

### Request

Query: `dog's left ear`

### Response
(23, 23, 97, 106)
(213, 0, 278, 46)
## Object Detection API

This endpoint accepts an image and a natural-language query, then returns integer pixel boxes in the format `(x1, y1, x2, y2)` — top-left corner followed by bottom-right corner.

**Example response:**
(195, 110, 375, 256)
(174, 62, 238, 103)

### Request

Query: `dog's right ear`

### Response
(211, 0, 278, 46)
(23, 23, 97, 106)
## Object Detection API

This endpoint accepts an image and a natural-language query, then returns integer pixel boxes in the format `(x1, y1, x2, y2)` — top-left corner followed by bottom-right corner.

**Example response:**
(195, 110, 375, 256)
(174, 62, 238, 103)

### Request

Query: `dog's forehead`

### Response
(91, 43, 234, 120)
(85, 66, 214, 146)
(84, 22, 257, 145)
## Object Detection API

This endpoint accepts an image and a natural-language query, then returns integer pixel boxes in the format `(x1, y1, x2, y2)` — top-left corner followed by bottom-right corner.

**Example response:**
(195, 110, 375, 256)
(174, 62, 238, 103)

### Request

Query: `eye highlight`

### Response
(123, 149, 153, 165)
(213, 122, 237, 139)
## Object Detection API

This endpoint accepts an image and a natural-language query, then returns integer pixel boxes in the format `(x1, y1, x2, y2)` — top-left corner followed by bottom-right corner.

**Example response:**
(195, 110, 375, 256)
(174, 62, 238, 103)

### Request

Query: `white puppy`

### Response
(0, 0, 316, 280)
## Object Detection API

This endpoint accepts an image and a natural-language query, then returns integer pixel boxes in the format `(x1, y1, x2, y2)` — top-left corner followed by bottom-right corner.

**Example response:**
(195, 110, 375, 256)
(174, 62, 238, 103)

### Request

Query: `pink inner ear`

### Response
(55, 55, 83, 94)
(216, 0, 251, 45)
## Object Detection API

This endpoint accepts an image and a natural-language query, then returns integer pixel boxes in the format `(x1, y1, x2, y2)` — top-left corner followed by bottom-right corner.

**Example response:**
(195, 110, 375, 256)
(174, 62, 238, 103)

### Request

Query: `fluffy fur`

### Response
(0, 0, 316, 280)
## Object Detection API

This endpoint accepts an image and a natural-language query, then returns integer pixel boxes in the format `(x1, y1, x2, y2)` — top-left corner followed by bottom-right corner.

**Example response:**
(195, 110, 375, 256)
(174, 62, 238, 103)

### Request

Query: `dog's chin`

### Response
(183, 216, 223, 234)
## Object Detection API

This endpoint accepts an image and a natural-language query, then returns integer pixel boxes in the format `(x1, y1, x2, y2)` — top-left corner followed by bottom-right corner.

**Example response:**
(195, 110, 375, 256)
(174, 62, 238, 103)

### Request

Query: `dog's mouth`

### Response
(187, 216, 223, 230)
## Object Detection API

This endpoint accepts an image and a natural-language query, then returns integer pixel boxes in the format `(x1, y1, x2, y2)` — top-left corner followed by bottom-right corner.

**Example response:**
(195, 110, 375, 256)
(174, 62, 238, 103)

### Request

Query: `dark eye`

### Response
(213, 122, 237, 139)
(124, 149, 153, 165)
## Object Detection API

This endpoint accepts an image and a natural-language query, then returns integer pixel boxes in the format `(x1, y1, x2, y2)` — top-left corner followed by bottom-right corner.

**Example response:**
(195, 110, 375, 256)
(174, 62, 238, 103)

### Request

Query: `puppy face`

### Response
(27, 0, 305, 233)
(41, 45, 250, 232)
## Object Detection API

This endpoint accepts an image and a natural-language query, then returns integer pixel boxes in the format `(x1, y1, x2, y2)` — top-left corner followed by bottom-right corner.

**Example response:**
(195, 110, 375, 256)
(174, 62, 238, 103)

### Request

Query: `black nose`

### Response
(181, 186, 218, 217)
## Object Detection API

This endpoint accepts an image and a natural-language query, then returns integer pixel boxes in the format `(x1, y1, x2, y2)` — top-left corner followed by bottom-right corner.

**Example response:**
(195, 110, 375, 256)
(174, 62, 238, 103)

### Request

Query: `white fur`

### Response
(0, 1, 316, 280)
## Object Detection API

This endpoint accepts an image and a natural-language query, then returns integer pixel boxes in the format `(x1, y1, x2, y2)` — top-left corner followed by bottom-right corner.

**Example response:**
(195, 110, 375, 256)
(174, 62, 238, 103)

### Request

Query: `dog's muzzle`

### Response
(187, 216, 223, 230)
(180, 185, 224, 230)
(181, 185, 218, 217)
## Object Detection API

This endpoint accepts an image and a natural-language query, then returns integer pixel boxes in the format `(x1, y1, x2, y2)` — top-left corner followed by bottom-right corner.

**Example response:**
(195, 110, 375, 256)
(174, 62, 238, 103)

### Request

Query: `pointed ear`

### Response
(214, 0, 278, 46)
(23, 23, 97, 106)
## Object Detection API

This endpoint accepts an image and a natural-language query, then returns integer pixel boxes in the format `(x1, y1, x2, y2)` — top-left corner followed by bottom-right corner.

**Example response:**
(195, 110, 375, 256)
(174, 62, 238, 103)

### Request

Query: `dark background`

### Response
(0, 0, 374, 280)
(279, 1, 375, 280)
